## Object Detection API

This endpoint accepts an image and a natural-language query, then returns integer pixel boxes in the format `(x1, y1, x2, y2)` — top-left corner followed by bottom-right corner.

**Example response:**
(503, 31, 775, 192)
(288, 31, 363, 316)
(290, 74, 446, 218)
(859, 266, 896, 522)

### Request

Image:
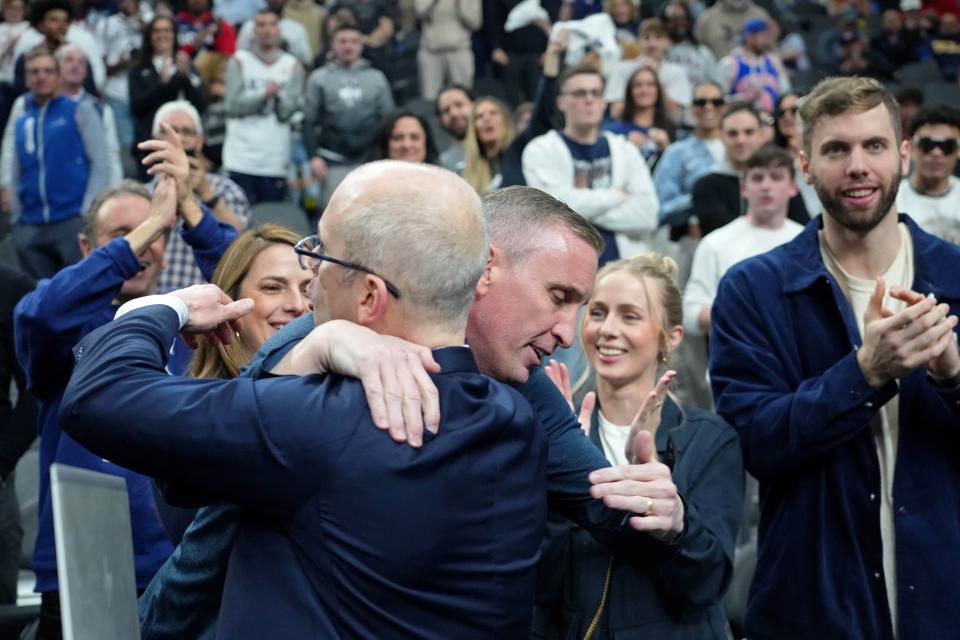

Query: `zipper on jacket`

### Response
(37, 102, 49, 224)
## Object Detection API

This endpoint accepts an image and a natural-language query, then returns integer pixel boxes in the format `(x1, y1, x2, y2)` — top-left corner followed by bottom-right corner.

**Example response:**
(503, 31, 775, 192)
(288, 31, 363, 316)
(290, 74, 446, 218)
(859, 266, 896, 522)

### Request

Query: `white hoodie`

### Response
(522, 129, 660, 258)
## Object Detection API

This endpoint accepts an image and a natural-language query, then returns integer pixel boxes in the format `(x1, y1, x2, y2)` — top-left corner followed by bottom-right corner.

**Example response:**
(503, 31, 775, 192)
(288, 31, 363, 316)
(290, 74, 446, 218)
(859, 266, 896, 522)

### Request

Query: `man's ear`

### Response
(474, 245, 503, 300)
(799, 150, 813, 185)
(355, 274, 390, 327)
(78, 233, 93, 259)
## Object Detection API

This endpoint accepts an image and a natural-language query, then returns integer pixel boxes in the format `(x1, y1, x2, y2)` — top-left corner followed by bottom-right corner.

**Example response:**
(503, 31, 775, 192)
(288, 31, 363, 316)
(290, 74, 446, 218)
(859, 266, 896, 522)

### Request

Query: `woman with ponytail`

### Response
(536, 252, 744, 640)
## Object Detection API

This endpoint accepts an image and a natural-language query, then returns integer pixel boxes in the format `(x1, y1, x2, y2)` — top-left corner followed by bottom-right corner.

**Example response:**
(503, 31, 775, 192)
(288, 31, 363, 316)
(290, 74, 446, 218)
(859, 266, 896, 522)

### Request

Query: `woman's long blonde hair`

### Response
(573, 252, 684, 397)
(463, 96, 515, 195)
(190, 224, 304, 380)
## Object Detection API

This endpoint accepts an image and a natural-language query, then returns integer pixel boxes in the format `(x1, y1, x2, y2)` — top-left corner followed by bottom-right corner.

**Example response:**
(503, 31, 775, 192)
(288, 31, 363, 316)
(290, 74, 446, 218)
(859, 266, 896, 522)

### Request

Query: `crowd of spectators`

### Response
(1, 0, 960, 637)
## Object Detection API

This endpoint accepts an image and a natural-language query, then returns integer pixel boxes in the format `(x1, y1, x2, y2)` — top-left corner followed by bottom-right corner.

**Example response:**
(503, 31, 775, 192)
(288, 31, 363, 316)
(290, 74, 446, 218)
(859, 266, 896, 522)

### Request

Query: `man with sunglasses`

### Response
(522, 64, 658, 267)
(896, 104, 960, 244)
(653, 80, 726, 228)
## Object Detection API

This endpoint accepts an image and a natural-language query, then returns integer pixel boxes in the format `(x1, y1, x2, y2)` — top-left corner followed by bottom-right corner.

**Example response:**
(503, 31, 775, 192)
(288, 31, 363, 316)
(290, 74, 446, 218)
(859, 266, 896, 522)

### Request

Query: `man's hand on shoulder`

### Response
(271, 320, 442, 446)
(170, 284, 254, 349)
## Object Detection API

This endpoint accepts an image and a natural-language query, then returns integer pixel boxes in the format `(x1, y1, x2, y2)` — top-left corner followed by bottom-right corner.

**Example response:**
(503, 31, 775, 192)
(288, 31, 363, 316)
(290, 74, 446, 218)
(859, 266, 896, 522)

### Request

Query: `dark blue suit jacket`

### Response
(60, 306, 548, 639)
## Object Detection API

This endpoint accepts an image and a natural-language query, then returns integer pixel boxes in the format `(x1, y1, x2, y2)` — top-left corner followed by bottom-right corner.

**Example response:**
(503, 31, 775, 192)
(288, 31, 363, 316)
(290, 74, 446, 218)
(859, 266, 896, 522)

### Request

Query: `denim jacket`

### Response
(652, 135, 716, 225)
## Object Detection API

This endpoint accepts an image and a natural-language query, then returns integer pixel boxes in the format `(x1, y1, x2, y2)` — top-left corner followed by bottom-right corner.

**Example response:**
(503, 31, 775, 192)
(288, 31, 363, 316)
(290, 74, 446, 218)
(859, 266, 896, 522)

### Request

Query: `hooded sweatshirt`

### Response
(303, 58, 394, 162)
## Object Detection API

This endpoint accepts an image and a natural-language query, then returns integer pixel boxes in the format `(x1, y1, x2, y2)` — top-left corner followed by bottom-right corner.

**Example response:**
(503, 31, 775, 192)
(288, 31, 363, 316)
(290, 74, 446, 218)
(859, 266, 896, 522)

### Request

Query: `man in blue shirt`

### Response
(710, 75, 960, 640)
(61, 162, 549, 638)
(10, 47, 108, 279)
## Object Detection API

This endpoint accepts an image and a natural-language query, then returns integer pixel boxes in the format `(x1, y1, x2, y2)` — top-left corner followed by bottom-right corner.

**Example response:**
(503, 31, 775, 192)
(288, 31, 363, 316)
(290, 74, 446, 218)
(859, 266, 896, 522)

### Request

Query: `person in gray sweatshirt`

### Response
(223, 9, 304, 205)
(304, 23, 394, 208)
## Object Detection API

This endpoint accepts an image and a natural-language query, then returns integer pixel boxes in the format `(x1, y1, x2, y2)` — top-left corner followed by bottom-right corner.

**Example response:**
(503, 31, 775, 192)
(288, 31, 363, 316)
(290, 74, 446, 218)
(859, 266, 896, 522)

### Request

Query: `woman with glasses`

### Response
(604, 65, 677, 171)
(536, 252, 743, 640)
(128, 15, 206, 170)
(463, 96, 514, 194)
(652, 80, 726, 230)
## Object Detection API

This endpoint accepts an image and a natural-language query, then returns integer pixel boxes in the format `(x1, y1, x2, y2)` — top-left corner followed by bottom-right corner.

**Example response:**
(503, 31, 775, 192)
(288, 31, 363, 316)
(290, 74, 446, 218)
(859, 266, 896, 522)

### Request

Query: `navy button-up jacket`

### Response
(60, 306, 548, 639)
(710, 214, 960, 640)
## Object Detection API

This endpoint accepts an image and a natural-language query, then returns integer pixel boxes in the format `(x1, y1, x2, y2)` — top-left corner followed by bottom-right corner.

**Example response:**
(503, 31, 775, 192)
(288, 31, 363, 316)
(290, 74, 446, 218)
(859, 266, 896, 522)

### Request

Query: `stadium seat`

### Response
(248, 202, 312, 237)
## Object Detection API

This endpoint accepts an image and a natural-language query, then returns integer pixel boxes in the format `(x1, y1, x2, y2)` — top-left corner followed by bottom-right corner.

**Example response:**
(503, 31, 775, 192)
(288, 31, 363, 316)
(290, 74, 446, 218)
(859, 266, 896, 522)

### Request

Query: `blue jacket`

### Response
(709, 214, 960, 640)
(531, 397, 743, 640)
(138, 313, 645, 639)
(13, 94, 107, 225)
(13, 209, 237, 592)
(651, 135, 715, 225)
(61, 306, 548, 639)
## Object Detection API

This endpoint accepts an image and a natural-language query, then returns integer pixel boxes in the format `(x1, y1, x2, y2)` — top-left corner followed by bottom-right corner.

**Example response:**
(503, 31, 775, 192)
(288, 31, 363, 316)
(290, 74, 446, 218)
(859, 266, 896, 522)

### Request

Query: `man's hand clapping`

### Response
(857, 278, 960, 388)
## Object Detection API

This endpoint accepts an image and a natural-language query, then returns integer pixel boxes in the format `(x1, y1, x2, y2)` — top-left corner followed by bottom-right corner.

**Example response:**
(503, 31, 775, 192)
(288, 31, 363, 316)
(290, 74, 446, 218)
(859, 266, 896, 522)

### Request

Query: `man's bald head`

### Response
(322, 161, 488, 331)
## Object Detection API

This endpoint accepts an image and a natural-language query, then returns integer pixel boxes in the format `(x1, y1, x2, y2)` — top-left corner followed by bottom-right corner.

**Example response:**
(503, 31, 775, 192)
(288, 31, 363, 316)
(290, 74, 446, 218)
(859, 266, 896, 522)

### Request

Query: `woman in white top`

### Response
(538, 253, 744, 640)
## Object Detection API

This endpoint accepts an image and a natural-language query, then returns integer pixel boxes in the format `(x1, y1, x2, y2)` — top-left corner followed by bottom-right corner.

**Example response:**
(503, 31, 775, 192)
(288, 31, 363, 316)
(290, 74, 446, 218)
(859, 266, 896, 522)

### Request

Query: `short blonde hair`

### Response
(799, 76, 901, 154)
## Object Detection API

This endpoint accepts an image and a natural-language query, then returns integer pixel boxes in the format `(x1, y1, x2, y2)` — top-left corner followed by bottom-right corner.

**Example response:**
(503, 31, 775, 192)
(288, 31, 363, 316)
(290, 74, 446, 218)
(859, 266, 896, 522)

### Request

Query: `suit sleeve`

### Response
(13, 238, 140, 399)
(709, 266, 898, 480)
(59, 306, 356, 516)
(180, 205, 239, 282)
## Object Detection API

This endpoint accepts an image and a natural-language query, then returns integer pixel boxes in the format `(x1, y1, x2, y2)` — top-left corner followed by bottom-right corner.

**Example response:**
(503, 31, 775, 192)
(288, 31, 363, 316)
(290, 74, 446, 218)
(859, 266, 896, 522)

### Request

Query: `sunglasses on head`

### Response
(916, 136, 958, 154)
(693, 98, 725, 108)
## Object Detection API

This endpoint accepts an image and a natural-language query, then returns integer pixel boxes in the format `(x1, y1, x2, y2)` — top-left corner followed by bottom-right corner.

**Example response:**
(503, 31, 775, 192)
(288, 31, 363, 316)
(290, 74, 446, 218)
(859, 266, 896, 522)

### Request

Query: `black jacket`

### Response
(692, 171, 809, 237)
(531, 397, 744, 640)
(128, 61, 206, 150)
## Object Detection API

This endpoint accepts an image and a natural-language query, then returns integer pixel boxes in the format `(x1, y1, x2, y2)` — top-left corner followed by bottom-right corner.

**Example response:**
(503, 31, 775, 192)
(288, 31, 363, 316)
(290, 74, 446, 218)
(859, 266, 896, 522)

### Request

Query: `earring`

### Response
(659, 353, 667, 363)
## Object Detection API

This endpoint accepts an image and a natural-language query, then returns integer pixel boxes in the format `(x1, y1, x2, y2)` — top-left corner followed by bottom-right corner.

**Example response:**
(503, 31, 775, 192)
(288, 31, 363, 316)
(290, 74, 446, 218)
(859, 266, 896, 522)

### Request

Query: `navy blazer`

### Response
(60, 306, 548, 639)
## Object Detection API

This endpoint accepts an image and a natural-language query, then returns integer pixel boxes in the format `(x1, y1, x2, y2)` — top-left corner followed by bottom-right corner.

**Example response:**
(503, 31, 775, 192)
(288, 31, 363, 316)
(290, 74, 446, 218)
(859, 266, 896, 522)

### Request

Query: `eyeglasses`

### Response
(166, 125, 199, 137)
(915, 136, 958, 155)
(777, 106, 799, 117)
(294, 235, 401, 299)
(565, 88, 604, 99)
(692, 98, 725, 108)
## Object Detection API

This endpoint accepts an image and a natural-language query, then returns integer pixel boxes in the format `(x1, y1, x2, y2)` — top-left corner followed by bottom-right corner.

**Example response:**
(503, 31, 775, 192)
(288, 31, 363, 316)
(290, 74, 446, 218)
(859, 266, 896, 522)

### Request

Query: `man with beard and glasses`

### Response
(709, 75, 960, 640)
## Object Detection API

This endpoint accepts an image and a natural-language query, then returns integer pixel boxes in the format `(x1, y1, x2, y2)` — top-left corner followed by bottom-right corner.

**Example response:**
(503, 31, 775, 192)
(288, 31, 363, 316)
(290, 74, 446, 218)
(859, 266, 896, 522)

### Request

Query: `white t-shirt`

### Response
(101, 11, 152, 102)
(597, 410, 631, 466)
(683, 216, 804, 335)
(703, 137, 725, 166)
(223, 49, 300, 177)
(895, 176, 960, 245)
(820, 223, 914, 639)
(605, 58, 692, 108)
(236, 17, 312, 66)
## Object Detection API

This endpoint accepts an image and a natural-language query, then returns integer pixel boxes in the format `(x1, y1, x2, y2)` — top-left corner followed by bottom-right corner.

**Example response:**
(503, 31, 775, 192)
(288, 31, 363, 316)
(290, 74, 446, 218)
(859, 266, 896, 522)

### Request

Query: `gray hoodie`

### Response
(303, 58, 394, 162)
